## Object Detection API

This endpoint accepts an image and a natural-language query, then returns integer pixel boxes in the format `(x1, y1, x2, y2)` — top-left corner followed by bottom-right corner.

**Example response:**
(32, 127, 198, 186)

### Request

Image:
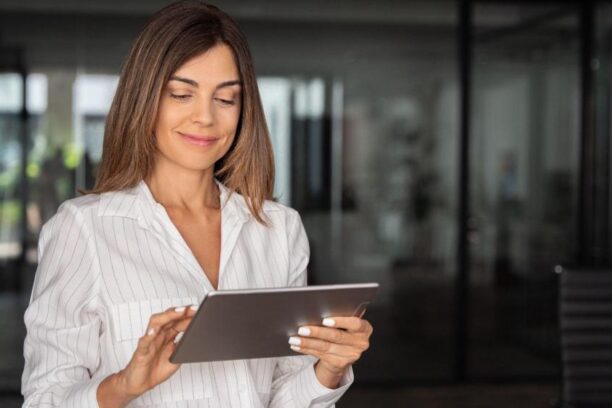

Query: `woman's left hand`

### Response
(289, 316, 373, 389)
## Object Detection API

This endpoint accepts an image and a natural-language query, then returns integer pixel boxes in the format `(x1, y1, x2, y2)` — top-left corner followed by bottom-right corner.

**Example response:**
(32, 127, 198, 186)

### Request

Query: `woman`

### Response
(21, 1, 373, 407)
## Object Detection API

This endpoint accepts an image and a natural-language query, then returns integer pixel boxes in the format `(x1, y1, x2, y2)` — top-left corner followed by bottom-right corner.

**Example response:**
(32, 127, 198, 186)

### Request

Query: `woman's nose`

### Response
(190, 98, 214, 126)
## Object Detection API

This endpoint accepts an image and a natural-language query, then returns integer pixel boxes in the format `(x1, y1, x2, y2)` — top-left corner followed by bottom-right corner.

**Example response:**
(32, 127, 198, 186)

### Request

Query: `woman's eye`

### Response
(171, 94, 192, 100)
(215, 98, 236, 106)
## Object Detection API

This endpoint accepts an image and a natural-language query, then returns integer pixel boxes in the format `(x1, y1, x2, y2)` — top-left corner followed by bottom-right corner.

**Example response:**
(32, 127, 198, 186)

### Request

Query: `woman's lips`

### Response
(179, 132, 218, 147)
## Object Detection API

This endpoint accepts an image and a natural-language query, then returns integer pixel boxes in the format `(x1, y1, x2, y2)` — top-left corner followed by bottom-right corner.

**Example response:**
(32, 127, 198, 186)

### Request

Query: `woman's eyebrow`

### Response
(169, 75, 198, 87)
(169, 76, 242, 90)
(215, 79, 242, 90)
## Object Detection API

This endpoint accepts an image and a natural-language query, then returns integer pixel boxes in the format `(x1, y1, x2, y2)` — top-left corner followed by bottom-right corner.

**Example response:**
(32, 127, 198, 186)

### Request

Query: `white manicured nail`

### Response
(190, 304, 198, 311)
(288, 336, 301, 346)
(174, 331, 184, 343)
(290, 345, 301, 352)
(298, 327, 311, 336)
(174, 306, 186, 313)
(147, 328, 155, 336)
(322, 318, 336, 327)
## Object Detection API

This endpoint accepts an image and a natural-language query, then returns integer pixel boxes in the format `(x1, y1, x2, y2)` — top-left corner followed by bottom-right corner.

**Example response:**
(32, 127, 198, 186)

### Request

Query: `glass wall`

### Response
(470, 3, 580, 379)
(0, 73, 24, 270)
(595, 3, 612, 263)
(0, 71, 26, 390)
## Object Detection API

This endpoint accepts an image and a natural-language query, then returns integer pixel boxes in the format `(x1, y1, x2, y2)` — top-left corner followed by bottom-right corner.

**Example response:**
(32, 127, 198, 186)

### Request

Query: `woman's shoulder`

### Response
(52, 193, 102, 219)
(228, 190, 300, 222)
(263, 198, 299, 217)
(59, 183, 144, 219)
(37, 193, 102, 241)
(44, 184, 137, 226)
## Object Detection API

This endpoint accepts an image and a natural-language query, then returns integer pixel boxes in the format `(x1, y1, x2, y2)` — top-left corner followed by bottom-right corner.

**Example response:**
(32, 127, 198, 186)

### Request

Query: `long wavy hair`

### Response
(85, 0, 275, 224)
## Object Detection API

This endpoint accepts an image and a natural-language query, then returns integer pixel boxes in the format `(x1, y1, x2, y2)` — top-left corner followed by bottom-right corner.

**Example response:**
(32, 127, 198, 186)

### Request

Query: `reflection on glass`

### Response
(333, 76, 458, 382)
(74, 74, 119, 190)
(594, 3, 612, 261)
(259, 78, 292, 204)
(470, 5, 578, 379)
(0, 73, 24, 261)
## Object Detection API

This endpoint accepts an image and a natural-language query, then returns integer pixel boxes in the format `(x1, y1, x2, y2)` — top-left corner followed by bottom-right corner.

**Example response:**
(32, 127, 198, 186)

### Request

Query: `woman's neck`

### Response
(145, 162, 220, 214)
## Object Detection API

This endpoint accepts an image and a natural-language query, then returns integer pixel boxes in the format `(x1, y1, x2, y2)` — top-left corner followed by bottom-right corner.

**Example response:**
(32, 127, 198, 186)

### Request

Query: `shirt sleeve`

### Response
(268, 209, 354, 408)
(21, 201, 104, 408)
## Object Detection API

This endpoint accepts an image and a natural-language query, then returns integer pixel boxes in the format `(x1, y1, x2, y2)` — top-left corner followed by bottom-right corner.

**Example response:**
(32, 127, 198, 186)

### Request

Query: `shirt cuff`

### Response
(290, 362, 354, 407)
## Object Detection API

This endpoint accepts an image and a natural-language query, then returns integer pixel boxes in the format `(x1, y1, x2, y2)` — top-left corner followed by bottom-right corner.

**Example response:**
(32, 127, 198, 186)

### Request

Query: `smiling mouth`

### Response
(179, 132, 219, 147)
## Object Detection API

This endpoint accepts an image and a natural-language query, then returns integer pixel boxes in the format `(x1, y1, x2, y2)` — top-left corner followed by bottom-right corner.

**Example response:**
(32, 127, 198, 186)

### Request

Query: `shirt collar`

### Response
(97, 178, 253, 224)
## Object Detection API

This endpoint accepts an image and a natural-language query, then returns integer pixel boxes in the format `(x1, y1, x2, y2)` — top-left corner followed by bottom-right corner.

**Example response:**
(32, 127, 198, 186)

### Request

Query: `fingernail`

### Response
(298, 327, 311, 336)
(174, 331, 184, 343)
(322, 318, 336, 327)
(190, 304, 198, 311)
(290, 345, 301, 352)
(174, 306, 186, 313)
(147, 328, 155, 336)
(288, 336, 301, 346)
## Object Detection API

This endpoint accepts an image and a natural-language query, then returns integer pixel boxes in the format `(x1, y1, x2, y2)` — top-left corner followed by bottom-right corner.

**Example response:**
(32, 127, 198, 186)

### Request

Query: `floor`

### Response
(337, 383, 560, 408)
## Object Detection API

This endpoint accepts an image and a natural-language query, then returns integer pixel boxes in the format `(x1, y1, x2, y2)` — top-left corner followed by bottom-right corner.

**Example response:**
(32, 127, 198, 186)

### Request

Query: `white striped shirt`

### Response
(21, 179, 353, 407)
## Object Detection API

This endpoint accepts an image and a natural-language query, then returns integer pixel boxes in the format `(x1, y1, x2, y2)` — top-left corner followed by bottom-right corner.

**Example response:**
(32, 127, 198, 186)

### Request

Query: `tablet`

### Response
(169, 282, 379, 363)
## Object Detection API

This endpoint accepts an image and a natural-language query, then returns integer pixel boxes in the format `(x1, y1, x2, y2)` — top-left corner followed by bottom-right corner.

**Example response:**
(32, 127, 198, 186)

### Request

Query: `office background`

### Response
(0, 0, 611, 406)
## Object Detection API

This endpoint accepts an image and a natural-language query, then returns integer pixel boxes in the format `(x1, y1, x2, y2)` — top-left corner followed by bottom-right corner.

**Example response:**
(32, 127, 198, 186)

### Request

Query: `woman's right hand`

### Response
(97, 305, 197, 407)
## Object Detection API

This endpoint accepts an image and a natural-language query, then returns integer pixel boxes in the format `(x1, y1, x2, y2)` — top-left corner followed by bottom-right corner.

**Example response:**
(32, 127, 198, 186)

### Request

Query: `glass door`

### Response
(0, 56, 29, 389)
(469, 3, 580, 379)
(0, 68, 27, 294)
(594, 2, 612, 262)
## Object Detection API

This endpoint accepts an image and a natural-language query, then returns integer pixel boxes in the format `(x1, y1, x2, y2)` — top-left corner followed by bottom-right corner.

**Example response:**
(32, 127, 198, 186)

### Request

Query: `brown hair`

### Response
(85, 0, 275, 224)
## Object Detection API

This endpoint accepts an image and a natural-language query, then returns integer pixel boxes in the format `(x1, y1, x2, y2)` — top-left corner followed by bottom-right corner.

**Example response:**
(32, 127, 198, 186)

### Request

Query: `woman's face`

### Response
(154, 43, 242, 173)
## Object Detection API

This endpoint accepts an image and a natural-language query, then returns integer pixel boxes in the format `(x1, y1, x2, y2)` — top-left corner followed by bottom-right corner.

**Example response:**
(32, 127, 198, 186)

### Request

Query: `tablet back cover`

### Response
(170, 283, 378, 363)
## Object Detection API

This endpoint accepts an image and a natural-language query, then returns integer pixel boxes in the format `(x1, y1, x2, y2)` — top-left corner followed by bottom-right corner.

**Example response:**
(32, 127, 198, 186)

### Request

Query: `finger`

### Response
(289, 336, 354, 358)
(173, 331, 184, 344)
(299, 326, 370, 351)
(163, 316, 193, 334)
(322, 317, 372, 334)
(151, 320, 185, 351)
(135, 326, 160, 355)
(154, 318, 190, 349)
(164, 317, 190, 341)
(138, 306, 196, 358)
(150, 325, 174, 352)
(147, 304, 198, 331)
(290, 344, 323, 358)
(160, 337, 180, 365)
(290, 345, 350, 369)
(157, 328, 183, 363)
(297, 326, 355, 345)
